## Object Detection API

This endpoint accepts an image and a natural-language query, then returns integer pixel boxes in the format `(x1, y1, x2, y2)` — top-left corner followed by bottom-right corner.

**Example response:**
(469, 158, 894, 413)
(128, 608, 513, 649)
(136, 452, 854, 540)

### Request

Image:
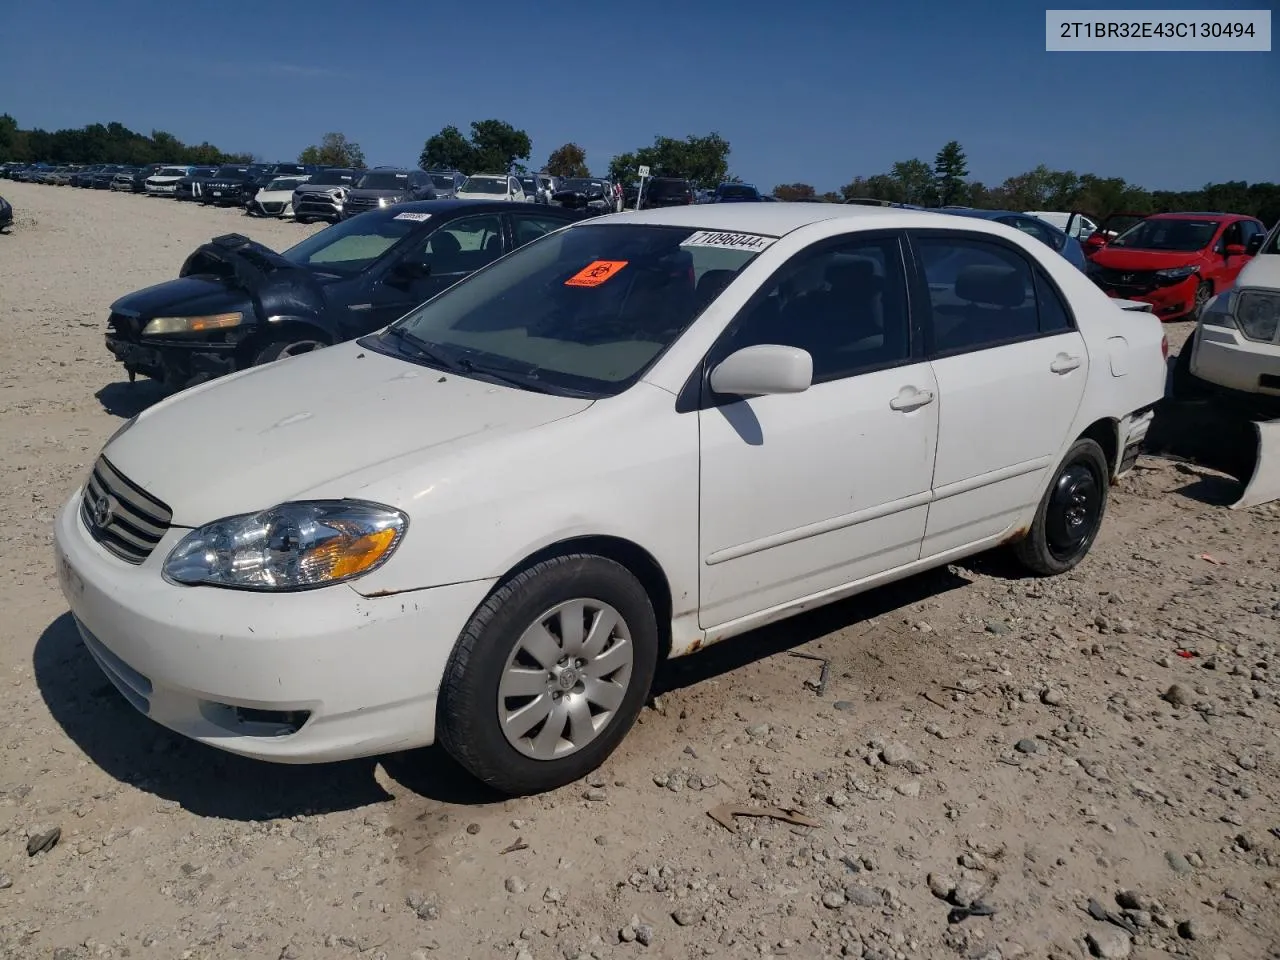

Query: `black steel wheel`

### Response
(1013, 438, 1109, 576)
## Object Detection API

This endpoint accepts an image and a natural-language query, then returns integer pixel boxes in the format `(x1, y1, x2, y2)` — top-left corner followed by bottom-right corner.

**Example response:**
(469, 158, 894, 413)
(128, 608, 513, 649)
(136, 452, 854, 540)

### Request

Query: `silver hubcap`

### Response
(498, 599, 633, 760)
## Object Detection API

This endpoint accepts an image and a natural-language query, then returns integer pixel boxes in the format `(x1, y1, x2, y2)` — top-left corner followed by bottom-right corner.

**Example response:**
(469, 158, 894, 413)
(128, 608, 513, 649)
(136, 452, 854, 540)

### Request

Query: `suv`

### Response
(292, 167, 363, 223)
(342, 168, 437, 218)
(1086, 213, 1267, 321)
(713, 182, 762, 203)
(424, 169, 467, 199)
(640, 176, 695, 209)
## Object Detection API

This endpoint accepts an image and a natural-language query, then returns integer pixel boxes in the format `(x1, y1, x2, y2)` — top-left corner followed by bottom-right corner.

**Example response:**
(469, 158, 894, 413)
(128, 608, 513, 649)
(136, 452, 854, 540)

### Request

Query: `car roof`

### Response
(595, 202, 982, 236)
(1145, 211, 1238, 221)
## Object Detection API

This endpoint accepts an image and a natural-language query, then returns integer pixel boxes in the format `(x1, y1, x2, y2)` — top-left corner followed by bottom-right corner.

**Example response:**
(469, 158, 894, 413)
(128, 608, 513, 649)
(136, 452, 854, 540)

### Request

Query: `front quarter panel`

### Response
(319, 383, 701, 620)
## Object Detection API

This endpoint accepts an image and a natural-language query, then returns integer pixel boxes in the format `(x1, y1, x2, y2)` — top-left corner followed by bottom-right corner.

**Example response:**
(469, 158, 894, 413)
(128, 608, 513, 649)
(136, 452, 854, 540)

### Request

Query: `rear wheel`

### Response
(437, 555, 659, 796)
(1013, 438, 1109, 576)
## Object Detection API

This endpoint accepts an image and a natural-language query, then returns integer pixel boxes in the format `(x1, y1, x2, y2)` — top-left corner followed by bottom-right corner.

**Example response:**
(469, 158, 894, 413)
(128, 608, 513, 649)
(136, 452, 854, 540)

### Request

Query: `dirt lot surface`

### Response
(1, 182, 1277, 960)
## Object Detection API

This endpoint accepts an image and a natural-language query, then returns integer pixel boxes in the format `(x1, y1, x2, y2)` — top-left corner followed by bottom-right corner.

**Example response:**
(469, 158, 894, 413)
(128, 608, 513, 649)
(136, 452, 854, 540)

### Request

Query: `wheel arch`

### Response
(236, 317, 333, 367)
(1078, 417, 1120, 480)
(490, 535, 674, 662)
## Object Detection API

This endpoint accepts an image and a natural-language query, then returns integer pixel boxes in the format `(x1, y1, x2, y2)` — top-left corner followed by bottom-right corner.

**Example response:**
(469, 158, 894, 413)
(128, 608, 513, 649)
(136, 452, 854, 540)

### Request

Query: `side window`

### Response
(715, 235, 911, 384)
(1221, 221, 1244, 248)
(1239, 221, 1262, 245)
(1033, 269, 1074, 334)
(1001, 215, 1060, 251)
(420, 214, 505, 274)
(511, 213, 568, 249)
(917, 237, 1040, 354)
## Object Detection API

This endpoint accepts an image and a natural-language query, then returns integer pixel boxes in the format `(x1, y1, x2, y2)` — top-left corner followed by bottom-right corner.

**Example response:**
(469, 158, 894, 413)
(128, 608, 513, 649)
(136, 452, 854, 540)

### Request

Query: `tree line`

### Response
(0, 114, 252, 167)
(6, 112, 1276, 226)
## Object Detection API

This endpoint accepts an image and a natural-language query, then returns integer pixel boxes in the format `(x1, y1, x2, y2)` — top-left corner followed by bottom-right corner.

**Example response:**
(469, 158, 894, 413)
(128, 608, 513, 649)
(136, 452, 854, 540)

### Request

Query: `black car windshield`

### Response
(212, 166, 249, 179)
(357, 172, 409, 189)
(282, 210, 419, 274)
(308, 169, 357, 186)
(273, 165, 307, 175)
(430, 174, 457, 189)
(718, 184, 758, 198)
(1110, 218, 1220, 252)
(648, 179, 689, 195)
(389, 223, 770, 397)
(266, 177, 307, 191)
(559, 178, 604, 193)
(462, 176, 508, 194)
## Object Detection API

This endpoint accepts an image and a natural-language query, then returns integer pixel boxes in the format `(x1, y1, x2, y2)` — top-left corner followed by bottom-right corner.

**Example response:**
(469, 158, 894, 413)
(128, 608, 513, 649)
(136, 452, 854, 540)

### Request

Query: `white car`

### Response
(144, 166, 192, 197)
(456, 173, 527, 203)
(53, 204, 1166, 795)
(1178, 221, 1280, 409)
(1026, 210, 1099, 241)
(248, 175, 311, 218)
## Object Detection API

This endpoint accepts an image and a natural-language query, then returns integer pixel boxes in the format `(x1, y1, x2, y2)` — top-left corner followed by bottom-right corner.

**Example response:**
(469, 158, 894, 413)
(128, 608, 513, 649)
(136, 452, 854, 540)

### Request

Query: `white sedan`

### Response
(1177, 220, 1280, 410)
(53, 205, 1167, 795)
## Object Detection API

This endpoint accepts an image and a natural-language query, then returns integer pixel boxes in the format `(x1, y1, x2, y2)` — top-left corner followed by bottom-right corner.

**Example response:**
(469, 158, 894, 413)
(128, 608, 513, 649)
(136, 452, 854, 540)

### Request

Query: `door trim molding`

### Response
(931, 455, 1053, 503)
(705, 489, 934, 566)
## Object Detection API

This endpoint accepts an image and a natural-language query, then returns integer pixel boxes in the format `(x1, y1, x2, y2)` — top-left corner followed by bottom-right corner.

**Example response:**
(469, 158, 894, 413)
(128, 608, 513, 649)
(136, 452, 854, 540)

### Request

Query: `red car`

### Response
(1085, 212, 1267, 321)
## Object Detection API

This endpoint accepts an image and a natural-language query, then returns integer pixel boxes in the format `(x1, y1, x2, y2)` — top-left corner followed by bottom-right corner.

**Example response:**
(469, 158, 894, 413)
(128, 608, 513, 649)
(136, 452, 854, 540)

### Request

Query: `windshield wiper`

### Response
(382, 326, 458, 371)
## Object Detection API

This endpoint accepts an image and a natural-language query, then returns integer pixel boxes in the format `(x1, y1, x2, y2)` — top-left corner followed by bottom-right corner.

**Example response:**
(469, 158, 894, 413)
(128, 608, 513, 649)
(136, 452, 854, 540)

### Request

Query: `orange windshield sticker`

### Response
(565, 260, 628, 287)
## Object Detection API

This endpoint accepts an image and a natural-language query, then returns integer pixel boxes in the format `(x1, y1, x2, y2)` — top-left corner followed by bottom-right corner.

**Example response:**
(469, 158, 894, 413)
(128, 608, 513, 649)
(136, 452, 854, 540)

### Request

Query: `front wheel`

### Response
(253, 337, 327, 366)
(437, 555, 659, 796)
(1012, 438, 1109, 576)
(1191, 280, 1212, 320)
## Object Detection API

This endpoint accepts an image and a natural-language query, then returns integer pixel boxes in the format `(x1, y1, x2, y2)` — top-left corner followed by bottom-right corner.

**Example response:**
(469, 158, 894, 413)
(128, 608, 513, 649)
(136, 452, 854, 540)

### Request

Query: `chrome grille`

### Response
(80, 456, 173, 564)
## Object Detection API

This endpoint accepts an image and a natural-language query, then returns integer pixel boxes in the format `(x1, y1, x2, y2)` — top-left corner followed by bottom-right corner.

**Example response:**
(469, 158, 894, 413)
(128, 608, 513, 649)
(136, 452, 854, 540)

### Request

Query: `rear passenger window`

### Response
(1033, 270, 1073, 334)
(917, 238, 1039, 354)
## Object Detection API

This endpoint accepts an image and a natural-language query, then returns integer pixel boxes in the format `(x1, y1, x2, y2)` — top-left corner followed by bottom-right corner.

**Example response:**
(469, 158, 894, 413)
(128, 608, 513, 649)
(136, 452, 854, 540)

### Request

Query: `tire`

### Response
(1170, 330, 1210, 401)
(253, 337, 327, 366)
(437, 554, 659, 796)
(1191, 280, 1212, 320)
(1012, 438, 1109, 576)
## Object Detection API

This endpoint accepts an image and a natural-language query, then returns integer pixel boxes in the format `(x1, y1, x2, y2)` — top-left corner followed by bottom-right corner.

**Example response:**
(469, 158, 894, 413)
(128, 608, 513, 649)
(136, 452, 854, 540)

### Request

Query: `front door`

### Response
(365, 213, 507, 330)
(910, 230, 1089, 556)
(697, 232, 939, 628)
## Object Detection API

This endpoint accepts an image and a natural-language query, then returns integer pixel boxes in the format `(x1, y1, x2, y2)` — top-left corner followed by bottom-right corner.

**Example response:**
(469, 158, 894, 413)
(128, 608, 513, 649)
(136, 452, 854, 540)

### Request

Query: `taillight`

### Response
(1161, 335, 1169, 360)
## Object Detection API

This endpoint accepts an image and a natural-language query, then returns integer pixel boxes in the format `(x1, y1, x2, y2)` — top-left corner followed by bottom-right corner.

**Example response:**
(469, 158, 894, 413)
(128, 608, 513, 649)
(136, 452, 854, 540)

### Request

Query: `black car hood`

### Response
(111, 234, 330, 327)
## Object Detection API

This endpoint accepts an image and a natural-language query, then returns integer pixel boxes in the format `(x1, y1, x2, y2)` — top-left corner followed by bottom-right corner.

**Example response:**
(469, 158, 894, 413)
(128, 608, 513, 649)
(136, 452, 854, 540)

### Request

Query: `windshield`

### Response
(212, 166, 249, 179)
(717, 184, 758, 199)
(266, 177, 307, 191)
(461, 176, 508, 195)
(157, 167, 188, 177)
(520, 178, 537, 191)
(559, 179, 605, 193)
(648, 179, 690, 196)
(430, 174, 457, 189)
(357, 172, 409, 189)
(1110, 218, 1219, 252)
(388, 223, 770, 397)
(272, 164, 307, 175)
(1261, 224, 1280, 256)
(308, 169, 357, 186)
(282, 211, 420, 275)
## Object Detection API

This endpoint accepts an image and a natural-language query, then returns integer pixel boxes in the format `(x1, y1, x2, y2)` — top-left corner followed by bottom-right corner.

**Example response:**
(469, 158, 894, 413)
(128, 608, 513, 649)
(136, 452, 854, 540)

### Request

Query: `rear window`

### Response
(391, 224, 774, 397)
(430, 174, 457, 189)
(717, 184, 758, 199)
(648, 179, 690, 196)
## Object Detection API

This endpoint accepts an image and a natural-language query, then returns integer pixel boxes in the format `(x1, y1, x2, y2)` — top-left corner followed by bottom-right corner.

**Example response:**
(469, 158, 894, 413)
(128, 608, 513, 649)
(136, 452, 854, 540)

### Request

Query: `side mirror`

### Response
(390, 260, 431, 283)
(709, 344, 812, 397)
(1224, 243, 1247, 257)
(1246, 234, 1264, 256)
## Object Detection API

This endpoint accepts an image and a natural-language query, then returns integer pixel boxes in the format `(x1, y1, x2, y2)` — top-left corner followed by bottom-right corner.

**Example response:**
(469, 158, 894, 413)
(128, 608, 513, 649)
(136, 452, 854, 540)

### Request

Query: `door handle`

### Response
(1050, 354, 1082, 374)
(889, 387, 935, 412)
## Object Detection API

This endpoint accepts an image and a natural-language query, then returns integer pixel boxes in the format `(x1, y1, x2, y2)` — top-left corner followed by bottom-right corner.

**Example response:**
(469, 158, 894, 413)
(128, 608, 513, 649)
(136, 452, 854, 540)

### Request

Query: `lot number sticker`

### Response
(681, 230, 777, 252)
(394, 212, 432, 222)
(565, 260, 629, 287)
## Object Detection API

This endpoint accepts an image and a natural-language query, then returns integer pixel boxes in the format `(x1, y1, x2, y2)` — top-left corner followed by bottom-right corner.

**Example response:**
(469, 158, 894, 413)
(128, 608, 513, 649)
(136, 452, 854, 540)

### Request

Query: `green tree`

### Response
(418, 124, 475, 172)
(468, 119, 532, 174)
(298, 132, 365, 168)
(933, 140, 969, 206)
(608, 132, 731, 190)
(773, 182, 817, 201)
(890, 159, 937, 206)
(545, 142, 589, 178)
(0, 113, 19, 158)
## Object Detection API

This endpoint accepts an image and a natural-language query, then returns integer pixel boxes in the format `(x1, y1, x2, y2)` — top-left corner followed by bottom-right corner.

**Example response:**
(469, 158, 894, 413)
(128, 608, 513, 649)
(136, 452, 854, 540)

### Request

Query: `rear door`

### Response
(909, 229, 1089, 557)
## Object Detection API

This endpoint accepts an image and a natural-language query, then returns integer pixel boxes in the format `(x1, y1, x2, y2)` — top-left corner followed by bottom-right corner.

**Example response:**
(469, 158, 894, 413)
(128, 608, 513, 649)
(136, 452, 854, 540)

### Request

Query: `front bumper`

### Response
(250, 199, 294, 217)
(145, 184, 178, 195)
(1094, 273, 1198, 321)
(105, 332, 242, 383)
(1192, 323, 1280, 398)
(54, 493, 494, 763)
(293, 195, 344, 220)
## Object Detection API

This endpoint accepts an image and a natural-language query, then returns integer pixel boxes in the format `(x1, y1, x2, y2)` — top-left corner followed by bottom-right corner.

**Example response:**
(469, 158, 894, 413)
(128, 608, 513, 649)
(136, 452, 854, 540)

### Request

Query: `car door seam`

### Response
(930, 455, 1054, 504)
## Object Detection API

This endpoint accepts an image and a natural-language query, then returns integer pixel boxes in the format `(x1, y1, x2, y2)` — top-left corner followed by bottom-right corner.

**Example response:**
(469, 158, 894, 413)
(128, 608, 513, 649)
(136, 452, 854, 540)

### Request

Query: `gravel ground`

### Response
(1, 181, 1278, 960)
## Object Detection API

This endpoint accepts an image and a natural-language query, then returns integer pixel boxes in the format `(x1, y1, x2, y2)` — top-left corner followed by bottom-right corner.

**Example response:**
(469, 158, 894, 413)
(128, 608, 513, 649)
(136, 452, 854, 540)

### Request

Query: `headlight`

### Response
(142, 312, 243, 336)
(1155, 265, 1199, 280)
(163, 500, 407, 591)
(1236, 289, 1280, 343)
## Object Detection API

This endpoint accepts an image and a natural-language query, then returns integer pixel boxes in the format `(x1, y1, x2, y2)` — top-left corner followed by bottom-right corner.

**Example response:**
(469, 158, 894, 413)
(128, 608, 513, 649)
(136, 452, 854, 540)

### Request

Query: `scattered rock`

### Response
(1176, 918, 1199, 940)
(1162, 684, 1194, 708)
(821, 891, 847, 909)
(844, 884, 882, 908)
(26, 827, 61, 856)
(504, 876, 527, 894)
(671, 906, 703, 926)
(635, 924, 654, 947)
(1086, 928, 1132, 959)
(880, 742, 913, 766)
(405, 893, 439, 921)
(895, 780, 922, 798)
(1040, 687, 1066, 706)
(1014, 738, 1041, 755)
(1165, 851, 1193, 875)
(928, 873, 956, 900)
(745, 723, 771, 738)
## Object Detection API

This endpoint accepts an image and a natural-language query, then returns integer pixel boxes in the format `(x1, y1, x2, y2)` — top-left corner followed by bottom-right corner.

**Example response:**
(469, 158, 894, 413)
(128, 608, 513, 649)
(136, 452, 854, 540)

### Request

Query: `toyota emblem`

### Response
(90, 491, 115, 529)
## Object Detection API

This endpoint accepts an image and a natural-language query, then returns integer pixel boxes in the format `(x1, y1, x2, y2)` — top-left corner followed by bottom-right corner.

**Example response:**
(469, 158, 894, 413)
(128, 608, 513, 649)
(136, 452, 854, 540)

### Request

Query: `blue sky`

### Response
(2, 0, 1276, 191)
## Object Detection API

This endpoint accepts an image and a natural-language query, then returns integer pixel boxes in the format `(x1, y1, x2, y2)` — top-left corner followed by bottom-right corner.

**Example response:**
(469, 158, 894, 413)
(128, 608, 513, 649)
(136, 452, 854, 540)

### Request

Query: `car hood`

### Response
(1234, 254, 1280, 291)
(255, 189, 295, 202)
(1090, 248, 1203, 270)
(296, 183, 347, 194)
(110, 276, 252, 320)
(103, 342, 594, 524)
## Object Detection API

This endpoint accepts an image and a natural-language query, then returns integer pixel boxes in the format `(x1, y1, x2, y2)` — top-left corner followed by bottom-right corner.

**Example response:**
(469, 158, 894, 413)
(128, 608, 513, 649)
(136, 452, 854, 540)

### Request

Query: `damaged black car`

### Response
(104, 199, 586, 388)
